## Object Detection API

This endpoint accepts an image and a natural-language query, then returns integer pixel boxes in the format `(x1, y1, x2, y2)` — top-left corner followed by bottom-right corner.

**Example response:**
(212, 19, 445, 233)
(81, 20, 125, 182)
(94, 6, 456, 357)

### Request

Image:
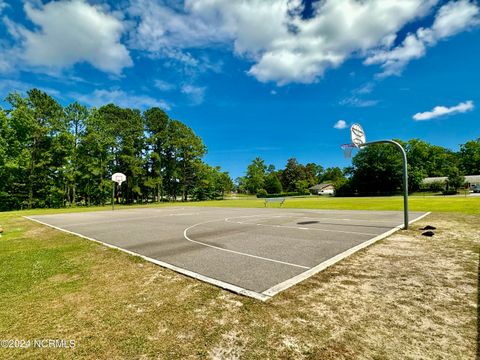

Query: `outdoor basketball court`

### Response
(26, 207, 428, 301)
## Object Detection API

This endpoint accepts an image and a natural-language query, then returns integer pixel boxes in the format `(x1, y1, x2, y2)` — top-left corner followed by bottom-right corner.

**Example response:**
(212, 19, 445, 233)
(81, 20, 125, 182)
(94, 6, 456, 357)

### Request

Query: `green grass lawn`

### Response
(181, 195, 480, 214)
(1, 194, 479, 221)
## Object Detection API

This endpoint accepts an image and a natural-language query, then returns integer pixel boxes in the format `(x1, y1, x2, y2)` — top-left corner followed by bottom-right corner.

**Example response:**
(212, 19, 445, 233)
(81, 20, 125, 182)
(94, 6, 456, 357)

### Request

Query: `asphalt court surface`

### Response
(27, 207, 428, 300)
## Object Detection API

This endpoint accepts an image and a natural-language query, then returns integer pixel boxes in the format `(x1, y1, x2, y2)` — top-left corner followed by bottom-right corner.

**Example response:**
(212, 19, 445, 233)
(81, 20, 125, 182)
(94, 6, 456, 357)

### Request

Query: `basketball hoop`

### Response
(341, 143, 357, 159)
(111, 172, 126, 185)
(340, 122, 410, 229)
(111, 173, 126, 211)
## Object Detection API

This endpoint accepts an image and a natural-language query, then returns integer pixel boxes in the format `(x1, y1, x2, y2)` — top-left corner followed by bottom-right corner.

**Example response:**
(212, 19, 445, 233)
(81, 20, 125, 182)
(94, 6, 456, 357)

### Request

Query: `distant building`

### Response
(309, 183, 335, 195)
(421, 175, 480, 190)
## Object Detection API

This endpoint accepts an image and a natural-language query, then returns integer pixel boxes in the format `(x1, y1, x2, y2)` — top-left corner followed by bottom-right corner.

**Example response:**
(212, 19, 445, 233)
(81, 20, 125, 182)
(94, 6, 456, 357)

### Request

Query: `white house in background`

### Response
(309, 183, 335, 195)
(421, 175, 480, 190)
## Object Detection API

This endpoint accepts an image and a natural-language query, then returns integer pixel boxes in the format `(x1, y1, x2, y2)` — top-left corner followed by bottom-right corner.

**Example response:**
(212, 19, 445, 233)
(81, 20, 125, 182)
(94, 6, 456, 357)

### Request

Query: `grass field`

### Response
(1, 194, 480, 220)
(184, 195, 480, 214)
(0, 196, 478, 359)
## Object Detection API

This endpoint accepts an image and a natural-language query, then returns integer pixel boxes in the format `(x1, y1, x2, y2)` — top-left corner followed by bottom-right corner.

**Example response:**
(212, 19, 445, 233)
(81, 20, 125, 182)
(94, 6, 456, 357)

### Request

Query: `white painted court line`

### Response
(224, 215, 379, 236)
(183, 219, 310, 270)
(24, 216, 271, 302)
(261, 212, 431, 297)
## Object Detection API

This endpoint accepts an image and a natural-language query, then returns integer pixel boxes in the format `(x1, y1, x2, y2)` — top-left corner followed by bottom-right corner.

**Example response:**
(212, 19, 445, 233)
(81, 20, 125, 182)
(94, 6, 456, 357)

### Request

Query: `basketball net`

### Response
(341, 143, 357, 159)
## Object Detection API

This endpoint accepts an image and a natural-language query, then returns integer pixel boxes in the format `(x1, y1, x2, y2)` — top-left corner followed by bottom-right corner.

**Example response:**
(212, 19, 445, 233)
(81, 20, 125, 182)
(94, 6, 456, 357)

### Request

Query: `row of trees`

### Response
(237, 157, 344, 195)
(339, 138, 479, 195)
(239, 138, 480, 196)
(0, 89, 233, 211)
(1, 88, 477, 210)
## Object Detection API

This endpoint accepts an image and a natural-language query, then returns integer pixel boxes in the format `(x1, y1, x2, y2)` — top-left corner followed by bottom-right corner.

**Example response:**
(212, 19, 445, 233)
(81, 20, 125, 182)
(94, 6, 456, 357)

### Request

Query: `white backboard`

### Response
(111, 172, 126, 184)
(351, 123, 366, 147)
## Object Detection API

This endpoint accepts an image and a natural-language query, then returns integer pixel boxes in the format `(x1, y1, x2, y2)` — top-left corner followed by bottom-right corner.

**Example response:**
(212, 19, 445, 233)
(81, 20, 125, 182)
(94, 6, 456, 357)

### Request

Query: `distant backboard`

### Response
(351, 123, 366, 147)
(111, 172, 126, 185)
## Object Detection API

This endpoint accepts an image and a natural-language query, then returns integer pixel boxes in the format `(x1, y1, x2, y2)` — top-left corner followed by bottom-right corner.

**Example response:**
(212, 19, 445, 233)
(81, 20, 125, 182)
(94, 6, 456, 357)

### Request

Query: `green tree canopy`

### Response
(350, 142, 404, 195)
(264, 172, 283, 194)
(280, 158, 305, 192)
(459, 138, 480, 175)
(245, 157, 267, 194)
(0, 88, 231, 210)
(446, 167, 465, 191)
(320, 167, 344, 183)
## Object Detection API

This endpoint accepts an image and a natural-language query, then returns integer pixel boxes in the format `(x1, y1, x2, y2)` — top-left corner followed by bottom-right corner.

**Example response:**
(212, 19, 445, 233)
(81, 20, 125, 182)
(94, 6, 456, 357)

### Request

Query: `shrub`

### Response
(264, 173, 283, 194)
(256, 191, 308, 198)
(447, 168, 465, 191)
(427, 180, 445, 193)
(294, 180, 309, 194)
(256, 189, 268, 198)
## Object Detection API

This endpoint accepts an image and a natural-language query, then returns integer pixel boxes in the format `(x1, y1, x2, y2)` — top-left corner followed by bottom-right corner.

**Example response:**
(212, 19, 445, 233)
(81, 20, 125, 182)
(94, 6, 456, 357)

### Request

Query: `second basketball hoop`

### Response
(112, 172, 126, 185)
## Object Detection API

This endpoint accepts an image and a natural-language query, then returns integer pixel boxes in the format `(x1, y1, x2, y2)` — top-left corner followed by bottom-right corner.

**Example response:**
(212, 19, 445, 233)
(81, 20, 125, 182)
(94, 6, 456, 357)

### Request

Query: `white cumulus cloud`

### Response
(365, 0, 480, 76)
(412, 100, 474, 120)
(334, 120, 348, 129)
(4, 0, 477, 84)
(128, 0, 229, 51)
(6, 0, 132, 74)
(130, 0, 443, 85)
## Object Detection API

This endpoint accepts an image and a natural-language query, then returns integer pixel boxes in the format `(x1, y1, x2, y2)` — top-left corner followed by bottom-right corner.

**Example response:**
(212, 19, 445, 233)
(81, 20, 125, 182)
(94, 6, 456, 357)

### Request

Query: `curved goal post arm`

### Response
(358, 140, 409, 229)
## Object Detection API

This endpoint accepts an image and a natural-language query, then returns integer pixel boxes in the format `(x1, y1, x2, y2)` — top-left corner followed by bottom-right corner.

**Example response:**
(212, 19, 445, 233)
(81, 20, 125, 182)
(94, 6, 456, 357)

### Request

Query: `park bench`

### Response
(264, 197, 285, 207)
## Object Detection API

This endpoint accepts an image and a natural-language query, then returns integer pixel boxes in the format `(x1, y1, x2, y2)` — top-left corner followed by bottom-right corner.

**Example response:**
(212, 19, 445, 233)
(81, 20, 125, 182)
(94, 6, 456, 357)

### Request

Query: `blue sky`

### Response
(0, 0, 479, 179)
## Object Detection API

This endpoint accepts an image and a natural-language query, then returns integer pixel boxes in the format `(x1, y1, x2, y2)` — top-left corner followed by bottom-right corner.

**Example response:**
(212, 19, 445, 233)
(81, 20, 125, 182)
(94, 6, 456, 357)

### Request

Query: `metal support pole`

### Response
(112, 182, 115, 211)
(360, 140, 409, 229)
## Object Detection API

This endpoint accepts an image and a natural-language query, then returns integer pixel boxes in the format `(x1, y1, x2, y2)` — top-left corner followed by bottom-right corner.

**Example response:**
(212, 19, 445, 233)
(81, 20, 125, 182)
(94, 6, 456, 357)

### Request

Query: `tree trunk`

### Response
(100, 157, 104, 206)
(27, 137, 38, 209)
